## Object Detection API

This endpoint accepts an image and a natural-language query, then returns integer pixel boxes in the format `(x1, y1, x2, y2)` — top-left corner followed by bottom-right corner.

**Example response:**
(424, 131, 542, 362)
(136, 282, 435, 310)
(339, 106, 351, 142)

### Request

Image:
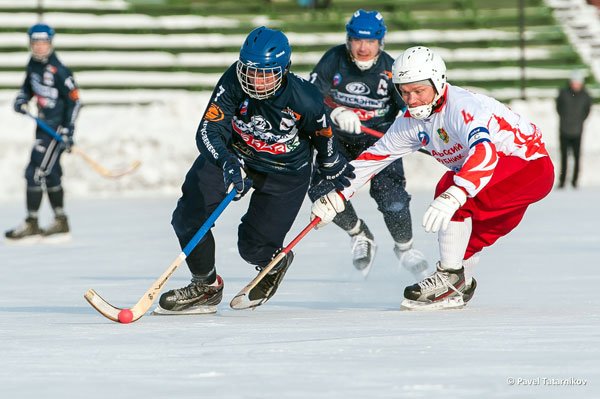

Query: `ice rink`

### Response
(1, 186, 598, 398)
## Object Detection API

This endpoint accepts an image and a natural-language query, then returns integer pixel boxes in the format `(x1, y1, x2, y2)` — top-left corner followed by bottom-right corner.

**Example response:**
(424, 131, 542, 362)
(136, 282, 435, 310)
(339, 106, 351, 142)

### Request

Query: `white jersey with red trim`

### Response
(341, 84, 549, 199)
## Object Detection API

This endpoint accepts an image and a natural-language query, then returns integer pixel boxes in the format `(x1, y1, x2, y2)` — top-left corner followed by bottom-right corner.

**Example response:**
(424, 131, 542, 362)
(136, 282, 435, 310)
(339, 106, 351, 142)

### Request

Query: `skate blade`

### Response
(354, 246, 377, 278)
(400, 251, 430, 282)
(3, 235, 43, 245)
(400, 296, 466, 311)
(230, 294, 265, 310)
(152, 304, 217, 315)
(41, 233, 72, 244)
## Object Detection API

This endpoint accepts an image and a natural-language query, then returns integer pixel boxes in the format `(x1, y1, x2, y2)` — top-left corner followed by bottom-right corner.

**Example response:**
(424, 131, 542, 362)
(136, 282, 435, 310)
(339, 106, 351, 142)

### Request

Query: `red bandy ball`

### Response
(118, 309, 134, 324)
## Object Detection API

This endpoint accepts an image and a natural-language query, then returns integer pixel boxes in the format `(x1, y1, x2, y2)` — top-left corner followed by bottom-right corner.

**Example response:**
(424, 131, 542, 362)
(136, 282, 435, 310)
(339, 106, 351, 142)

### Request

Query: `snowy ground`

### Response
(2, 91, 600, 203)
(1, 186, 598, 398)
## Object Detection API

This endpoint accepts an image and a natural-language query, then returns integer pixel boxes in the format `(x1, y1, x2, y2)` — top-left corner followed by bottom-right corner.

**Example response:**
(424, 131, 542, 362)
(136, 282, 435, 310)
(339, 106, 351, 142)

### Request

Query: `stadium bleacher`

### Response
(0, 0, 596, 104)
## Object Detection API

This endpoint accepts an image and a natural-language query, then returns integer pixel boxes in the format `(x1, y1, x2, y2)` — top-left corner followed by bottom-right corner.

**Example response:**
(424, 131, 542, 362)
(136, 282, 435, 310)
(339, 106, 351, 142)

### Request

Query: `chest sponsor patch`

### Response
(206, 103, 224, 122)
(346, 81, 370, 95)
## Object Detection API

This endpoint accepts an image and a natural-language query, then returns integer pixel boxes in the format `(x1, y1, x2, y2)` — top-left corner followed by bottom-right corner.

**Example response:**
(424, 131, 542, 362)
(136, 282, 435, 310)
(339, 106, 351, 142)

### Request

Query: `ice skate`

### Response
(4, 217, 42, 244)
(41, 215, 71, 243)
(401, 263, 475, 311)
(244, 251, 295, 308)
(154, 275, 223, 315)
(394, 241, 430, 280)
(350, 220, 377, 277)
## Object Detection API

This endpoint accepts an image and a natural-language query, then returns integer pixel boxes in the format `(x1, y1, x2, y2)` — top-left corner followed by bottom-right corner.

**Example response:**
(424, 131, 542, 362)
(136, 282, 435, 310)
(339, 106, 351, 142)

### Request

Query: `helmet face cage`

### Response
(237, 27, 291, 100)
(236, 61, 284, 100)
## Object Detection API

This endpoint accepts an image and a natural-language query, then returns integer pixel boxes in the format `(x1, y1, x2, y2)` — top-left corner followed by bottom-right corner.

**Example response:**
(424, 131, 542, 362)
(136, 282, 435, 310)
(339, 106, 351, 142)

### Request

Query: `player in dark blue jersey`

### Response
(156, 27, 354, 314)
(5, 23, 81, 243)
(309, 9, 428, 278)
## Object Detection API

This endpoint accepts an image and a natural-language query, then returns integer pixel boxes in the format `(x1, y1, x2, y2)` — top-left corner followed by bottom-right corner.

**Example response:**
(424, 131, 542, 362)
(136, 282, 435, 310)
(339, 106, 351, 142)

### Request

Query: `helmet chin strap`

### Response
(408, 91, 443, 120)
(354, 57, 377, 71)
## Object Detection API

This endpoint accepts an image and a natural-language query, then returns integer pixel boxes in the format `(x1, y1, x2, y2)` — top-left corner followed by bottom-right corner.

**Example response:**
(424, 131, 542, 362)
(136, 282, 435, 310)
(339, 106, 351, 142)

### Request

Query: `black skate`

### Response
(462, 278, 477, 304)
(154, 275, 224, 315)
(5, 217, 42, 243)
(41, 215, 71, 243)
(245, 251, 295, 308)
(350, 220, 377, 277)
(401, 264, 472, 311)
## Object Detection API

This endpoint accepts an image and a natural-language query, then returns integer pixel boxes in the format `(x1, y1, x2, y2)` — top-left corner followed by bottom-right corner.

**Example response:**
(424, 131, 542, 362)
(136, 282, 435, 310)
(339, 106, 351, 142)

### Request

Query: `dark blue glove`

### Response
(13, 94, 28, 115)
(222, 154, 253, 201)
(317, 154, 355, 191)
(58, 126, 74, 152)
(308, 179, 337, 202)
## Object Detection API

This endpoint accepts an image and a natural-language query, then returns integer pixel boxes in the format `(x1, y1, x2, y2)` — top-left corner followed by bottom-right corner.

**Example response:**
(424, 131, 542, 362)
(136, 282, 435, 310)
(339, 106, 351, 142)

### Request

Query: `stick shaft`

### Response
(27, 113, 141, 178)
(230, 217, 320, 307)
(84, 190, 238, 322)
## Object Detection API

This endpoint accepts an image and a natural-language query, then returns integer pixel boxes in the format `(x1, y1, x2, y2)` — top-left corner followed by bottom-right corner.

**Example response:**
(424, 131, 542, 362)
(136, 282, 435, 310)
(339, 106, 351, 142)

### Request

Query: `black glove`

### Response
(222, 154, 253, 200)
(308, 179, 337, 202)
(13, 94, 28, 115)
(317, 154, 355, 191)
(58, 126, 74, 152)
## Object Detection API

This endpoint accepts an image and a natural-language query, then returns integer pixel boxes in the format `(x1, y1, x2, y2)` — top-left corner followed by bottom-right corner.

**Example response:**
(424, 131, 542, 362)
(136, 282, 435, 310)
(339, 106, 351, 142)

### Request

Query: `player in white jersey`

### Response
(310, 46, 554, 310)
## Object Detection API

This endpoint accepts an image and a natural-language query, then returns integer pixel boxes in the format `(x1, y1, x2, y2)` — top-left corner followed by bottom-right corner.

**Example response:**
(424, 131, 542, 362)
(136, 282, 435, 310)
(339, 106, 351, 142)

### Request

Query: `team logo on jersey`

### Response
(381, 70, 392, 79)
(280, 117, 295, 131)
(239, 99, 249, 115)
(418, 131, 430, 146)
(316, 126, 332, 138)
(205, 103, 224, 122)
(333, 73, 342, 87)
(43, 70, 54, 86)
(437, 127, 449, 143)
(69, 89, 80, 101)
(232, 115, 299, 154)
(346, 82, 370, 95)
(377, 79, 388, 96)
(283, 107, 302, 121)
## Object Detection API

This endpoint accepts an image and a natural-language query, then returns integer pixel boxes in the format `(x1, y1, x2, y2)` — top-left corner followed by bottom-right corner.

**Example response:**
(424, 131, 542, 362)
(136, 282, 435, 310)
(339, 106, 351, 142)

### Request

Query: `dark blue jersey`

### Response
(196, 62, 338, 175)
(309, 44, 405, 141)
(17, 51, 81, 130)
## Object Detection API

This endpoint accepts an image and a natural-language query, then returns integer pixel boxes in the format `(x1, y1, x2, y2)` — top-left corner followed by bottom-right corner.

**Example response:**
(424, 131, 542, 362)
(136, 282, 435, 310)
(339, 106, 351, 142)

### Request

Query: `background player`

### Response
(309, 9, 428, 278)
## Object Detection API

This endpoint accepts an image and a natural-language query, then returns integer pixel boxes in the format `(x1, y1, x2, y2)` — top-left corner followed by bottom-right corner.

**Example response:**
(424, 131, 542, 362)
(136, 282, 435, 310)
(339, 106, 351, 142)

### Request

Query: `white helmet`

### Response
(392, 46, 447, 119)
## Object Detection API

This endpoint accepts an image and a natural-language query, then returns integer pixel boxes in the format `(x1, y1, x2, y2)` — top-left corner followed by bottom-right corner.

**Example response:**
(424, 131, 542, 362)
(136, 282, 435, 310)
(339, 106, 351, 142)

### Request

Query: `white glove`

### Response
(330, 107, 361, 134)
(311, 191, 346, 228)
(422, 185, 467, 233)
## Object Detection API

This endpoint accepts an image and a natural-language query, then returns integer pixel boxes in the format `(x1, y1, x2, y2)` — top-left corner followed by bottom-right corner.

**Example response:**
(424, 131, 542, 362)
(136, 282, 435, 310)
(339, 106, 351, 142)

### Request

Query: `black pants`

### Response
(559, 133, 582, 187)
(25, 127, 64, 188)
(171, 155, 311, 277)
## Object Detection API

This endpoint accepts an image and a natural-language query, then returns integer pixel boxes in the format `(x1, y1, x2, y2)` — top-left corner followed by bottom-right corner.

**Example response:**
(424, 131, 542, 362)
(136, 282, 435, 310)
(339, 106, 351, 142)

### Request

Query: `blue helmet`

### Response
(28, 23, 55, 42)
(345, 9, 386, 41)
(236, 27, 292, 99)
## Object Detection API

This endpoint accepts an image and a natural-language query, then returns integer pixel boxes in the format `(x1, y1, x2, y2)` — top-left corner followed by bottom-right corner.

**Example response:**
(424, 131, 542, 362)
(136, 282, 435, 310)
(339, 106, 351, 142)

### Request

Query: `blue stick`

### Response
(182, 189, 237, 257)
(26, 112, 64, 142)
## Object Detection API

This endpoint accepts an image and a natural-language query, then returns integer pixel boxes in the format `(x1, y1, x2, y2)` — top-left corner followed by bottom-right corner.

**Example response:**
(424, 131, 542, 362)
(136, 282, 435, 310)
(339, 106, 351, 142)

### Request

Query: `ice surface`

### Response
(1, 187, 598, 398)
